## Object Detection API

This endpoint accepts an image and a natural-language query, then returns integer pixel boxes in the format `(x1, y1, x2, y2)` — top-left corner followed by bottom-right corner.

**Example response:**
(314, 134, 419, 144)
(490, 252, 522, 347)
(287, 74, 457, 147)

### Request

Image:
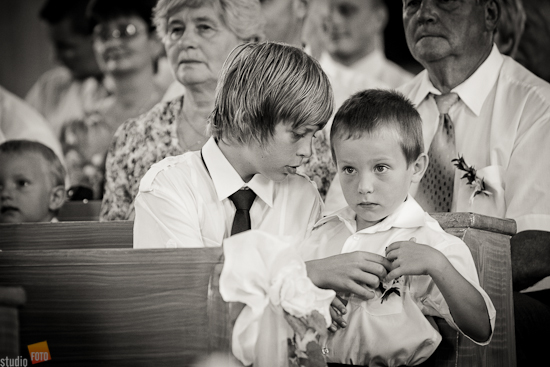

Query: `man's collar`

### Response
(316, 195, 427, 234)
(411, 44, 503, 116)
(201, 137, 274, 207)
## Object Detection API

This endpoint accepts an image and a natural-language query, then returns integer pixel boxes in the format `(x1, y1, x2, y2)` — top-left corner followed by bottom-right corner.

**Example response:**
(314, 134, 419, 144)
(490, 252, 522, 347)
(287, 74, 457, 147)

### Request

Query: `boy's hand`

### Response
(328, 296, 347, 332)
(306, 251, 392, 300)
(385, 239, 446, 281)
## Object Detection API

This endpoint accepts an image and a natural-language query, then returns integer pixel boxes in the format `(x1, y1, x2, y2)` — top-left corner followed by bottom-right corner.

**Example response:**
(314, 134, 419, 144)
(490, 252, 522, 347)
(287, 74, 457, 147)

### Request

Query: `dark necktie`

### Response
(416, 93, 459, 212)
(228, 189, 257, 236)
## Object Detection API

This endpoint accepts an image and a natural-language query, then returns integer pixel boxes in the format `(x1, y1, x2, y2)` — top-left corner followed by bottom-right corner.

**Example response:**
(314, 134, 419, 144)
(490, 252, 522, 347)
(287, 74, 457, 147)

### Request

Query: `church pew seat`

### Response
(0, 212, 516, 366)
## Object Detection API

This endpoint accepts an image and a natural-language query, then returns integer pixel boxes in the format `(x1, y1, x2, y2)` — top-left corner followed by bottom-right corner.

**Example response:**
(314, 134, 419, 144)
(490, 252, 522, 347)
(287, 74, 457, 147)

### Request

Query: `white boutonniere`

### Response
(452, 155, 492, 204)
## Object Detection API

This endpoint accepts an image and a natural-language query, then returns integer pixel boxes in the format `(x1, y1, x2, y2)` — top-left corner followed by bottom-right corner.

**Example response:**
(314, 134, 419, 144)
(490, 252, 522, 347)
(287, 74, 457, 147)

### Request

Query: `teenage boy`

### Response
(133, 42, 333, 248)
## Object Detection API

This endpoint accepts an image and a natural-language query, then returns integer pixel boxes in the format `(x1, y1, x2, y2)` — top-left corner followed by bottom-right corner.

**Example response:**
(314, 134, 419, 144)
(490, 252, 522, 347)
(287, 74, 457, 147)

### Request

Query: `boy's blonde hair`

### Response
(209, 42, 334, 146)
(0, 140, 66, 188)
(330, 89, 424, 166)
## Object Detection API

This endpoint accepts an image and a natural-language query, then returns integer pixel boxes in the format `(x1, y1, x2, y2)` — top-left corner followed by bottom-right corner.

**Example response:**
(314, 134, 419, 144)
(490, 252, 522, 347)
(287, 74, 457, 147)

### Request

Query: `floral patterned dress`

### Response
(299, 128, 337, 200)
(100, 97, 186, 221)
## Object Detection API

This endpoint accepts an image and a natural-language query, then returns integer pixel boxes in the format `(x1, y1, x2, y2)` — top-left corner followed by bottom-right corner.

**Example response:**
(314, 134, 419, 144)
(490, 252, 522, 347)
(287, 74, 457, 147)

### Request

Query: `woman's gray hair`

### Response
(154, 0, 265, 43)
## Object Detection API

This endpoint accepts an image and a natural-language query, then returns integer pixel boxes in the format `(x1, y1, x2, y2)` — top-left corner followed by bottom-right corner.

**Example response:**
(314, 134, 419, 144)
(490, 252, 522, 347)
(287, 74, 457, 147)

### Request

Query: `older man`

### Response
(398, 0, 550, 365)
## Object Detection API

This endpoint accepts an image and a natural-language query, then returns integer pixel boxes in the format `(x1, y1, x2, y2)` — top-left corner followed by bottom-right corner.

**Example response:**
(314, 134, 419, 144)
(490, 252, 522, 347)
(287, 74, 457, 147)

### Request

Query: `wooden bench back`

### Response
(0, 221, 133, 250)
(0, 248, 224, 366)
(0, 212, 517, 366)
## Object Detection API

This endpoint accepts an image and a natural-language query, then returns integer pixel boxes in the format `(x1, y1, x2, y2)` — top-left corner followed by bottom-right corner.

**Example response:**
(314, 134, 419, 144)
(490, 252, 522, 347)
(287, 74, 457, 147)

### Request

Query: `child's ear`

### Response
(49, 185, 67, 212)
(411, 153, 429, 184)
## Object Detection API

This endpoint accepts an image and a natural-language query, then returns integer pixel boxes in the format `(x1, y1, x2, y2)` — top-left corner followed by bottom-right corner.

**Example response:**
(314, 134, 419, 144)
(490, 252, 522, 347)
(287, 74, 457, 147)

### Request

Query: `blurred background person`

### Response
(160, 0, 312, 102)
(321, 0, 413, 107)
(25, 0, 109, 137)
(100, 0, 264, 221)
(260, 0, 309, 48)
(60, 0, 165, 200)
(494, 0, 526, 58)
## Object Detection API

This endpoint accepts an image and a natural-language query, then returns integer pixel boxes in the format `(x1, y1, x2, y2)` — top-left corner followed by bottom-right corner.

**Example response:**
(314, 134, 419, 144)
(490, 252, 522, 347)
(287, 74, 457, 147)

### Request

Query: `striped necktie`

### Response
(416, 93, 459, 212)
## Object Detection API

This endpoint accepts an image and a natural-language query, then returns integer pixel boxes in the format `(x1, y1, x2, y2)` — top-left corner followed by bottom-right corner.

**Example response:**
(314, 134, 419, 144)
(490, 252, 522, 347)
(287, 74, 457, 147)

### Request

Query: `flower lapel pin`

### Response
(452, 155, 492, 204)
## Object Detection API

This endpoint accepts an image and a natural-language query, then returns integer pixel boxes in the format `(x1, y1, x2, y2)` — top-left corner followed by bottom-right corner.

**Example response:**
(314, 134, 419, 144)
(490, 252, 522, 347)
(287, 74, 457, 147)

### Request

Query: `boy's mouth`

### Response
(358, 202, 378, 208)
(1, 206, 19, 215)
(284, 166, 299, 175)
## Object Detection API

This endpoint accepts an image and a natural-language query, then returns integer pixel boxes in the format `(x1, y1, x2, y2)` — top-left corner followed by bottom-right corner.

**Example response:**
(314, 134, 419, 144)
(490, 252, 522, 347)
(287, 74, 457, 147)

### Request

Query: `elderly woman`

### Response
(60, 0, 166, 199)
(100, 0, 264, 221)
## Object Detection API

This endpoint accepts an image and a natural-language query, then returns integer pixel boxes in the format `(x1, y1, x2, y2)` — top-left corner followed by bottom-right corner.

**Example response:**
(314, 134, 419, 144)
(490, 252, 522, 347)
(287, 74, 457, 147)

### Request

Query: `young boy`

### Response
(0, 140, 66, 223)
(300, 90, 495, 365)
(133, 42, 334, 248)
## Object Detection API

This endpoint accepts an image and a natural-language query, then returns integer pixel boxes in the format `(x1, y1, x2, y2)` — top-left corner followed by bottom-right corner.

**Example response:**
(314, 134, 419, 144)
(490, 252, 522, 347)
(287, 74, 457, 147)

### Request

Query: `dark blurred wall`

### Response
(383, 0, 423, 75)
(0, 0, 56, 98)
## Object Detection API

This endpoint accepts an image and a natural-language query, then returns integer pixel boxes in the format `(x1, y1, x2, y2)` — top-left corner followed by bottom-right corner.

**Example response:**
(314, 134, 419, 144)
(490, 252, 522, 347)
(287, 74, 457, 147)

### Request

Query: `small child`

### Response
(300, 90, 495, 366)
(133, 42, 334, 248)
(0, 140, 66, 223)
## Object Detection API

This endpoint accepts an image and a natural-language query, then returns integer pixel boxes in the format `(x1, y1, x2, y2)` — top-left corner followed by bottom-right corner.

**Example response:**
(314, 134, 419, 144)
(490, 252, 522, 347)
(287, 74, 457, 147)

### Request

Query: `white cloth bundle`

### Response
(219, 230, 335, 367)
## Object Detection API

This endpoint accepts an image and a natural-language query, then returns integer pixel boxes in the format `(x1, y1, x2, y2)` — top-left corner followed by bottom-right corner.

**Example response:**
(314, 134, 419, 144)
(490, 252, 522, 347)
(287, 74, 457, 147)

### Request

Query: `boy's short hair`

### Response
(0, 140, 66, 188)
(330, 89, 424, 166)
(209, 42, 334, 146)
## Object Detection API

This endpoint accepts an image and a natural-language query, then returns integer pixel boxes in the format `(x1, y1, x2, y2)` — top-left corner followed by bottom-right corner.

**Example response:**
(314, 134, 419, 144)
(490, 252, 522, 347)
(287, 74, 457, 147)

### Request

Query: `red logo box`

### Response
(28, 341, 51, 364)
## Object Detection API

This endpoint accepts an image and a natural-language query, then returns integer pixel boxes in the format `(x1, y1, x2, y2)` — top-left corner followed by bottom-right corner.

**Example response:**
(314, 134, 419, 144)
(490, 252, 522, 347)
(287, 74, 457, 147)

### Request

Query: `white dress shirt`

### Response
(299, 195, 495, 365)
(133, 137, 323, 248)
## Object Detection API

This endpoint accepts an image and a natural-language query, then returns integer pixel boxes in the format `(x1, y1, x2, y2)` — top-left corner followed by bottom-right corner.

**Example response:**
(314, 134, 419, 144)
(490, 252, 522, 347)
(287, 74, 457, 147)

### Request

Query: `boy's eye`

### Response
(375, 165, 388, 173)
(342, 166, 356, 175)
(293, 132, 306, 140)
(16, 179, 30, 187)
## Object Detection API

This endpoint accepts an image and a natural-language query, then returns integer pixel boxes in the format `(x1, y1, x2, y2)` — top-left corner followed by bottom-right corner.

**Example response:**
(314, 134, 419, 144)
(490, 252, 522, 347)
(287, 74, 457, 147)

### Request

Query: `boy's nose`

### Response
(358, 173, 374, 195)
(297, 136, 313, 159)
(0, 185, 13, 200)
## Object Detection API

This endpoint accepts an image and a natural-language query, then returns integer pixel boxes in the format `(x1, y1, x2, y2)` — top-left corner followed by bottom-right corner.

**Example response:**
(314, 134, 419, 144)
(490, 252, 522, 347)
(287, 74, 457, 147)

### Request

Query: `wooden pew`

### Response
(57, 200, 102, 222)
(0, 221, 133, 250)
(0, 212, 516, 366)
(0, 286, 26, 357)
(428, 213, 517, 367)
(0, 248, 225, 366)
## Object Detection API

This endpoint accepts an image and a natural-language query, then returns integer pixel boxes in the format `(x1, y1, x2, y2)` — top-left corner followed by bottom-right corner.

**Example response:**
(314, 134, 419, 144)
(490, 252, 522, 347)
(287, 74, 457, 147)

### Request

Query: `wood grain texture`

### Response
(0, 248, 223, 366)
(0, 287, 26, 358)
(0, 221, 133, 250)
(432, 212, 516, 236)
(429, 228, 516, 367)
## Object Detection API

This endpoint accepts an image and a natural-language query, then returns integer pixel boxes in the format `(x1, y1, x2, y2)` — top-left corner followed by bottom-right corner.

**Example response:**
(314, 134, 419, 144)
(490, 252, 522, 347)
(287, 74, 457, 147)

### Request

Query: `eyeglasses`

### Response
(93, 23, 139, 42)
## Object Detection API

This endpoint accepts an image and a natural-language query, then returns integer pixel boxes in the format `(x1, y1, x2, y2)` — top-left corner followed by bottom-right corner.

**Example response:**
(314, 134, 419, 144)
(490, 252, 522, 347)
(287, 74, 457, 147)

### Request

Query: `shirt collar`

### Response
(411, 44, 503, 116)
(201, 137, 274, 207)
(316, 195, 427, 234)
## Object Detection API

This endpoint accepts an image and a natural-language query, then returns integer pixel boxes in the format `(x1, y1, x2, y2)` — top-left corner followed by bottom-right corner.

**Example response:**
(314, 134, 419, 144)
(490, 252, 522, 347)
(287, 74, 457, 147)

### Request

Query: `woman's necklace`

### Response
(178, 108, 209, 152)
